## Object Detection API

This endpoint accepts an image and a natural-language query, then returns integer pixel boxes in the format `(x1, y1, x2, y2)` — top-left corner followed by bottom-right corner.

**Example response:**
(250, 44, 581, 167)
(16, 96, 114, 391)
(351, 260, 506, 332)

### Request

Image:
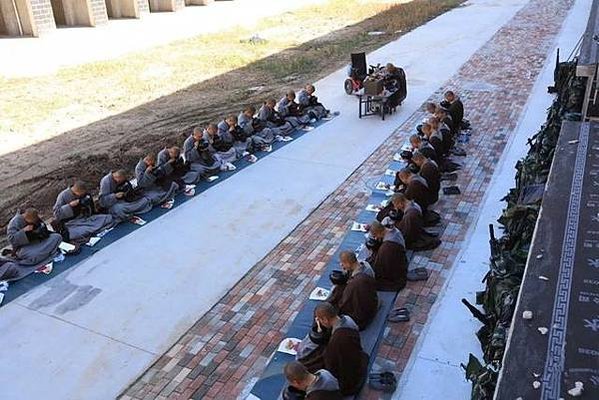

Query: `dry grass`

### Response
(0, 0, 463, 151)
(0, 0, 465, 242)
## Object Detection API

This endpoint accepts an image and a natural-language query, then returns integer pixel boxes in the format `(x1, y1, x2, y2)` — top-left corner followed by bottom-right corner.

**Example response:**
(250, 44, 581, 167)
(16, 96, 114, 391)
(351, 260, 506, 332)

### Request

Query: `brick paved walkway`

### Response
(120, 0, 574, 399)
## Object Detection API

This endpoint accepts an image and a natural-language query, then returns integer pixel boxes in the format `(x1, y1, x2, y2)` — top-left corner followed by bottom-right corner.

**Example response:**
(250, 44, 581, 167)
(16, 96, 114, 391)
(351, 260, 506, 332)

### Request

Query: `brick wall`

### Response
(138, 0, 149, 13)
(89, 0, 108, 25)
(29, 0, 56, 35)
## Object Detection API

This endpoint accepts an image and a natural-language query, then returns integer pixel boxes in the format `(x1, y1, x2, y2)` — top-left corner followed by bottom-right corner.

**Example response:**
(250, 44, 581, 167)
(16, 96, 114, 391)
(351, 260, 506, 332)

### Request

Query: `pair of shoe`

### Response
(221, 162, 236, 172)
(387, 307, 410, 323)
(407, 267, 429, 282)
(441, 172, 458, 181)
(369, 371, 398, 392)
(443, 185, 461, 195)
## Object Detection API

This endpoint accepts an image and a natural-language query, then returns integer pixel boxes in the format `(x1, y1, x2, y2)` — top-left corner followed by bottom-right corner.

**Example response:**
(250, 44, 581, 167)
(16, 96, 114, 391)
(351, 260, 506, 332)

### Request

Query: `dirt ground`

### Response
(0, 0, 463, 244)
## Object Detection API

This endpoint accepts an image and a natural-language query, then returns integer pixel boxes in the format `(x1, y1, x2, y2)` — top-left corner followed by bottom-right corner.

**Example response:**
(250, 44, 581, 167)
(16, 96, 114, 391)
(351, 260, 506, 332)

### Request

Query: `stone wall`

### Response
(30, 0, 56, 35)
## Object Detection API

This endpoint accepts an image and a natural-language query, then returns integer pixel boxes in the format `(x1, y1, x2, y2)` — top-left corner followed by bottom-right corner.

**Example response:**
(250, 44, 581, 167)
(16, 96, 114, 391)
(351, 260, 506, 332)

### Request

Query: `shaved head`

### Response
(72, 180, 88, 196)
(398, 168, 412, 183)
(113, 169, 128, 179)
(207, 123, 218, 134)
(391, 193, 408, 209)
(284, 361, 310, 383)
(370, 220, 385, 236)
(410, 134, 422, 146)
(412, 150, 427, 165)
(315, 302, 337, 319)
(339, 250, 357, 263)
(72, 180, 87, 192)
(144, 153, 156, 164)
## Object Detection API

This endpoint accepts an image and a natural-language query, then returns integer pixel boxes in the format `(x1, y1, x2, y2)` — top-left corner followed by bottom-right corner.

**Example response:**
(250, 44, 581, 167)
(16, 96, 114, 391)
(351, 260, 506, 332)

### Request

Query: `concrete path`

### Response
(0, 0, 326, 77)
(0, 1, 537, 399)
(395, 0, 592, 398)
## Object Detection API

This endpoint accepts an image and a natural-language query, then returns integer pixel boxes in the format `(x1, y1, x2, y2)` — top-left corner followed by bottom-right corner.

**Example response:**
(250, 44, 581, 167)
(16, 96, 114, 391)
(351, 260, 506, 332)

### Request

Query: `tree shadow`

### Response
(0, 0, 463, 239)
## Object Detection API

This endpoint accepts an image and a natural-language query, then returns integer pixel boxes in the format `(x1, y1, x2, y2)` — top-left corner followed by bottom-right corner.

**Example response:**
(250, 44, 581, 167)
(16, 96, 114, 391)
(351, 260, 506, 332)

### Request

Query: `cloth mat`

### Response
(1, 116, 338, 306)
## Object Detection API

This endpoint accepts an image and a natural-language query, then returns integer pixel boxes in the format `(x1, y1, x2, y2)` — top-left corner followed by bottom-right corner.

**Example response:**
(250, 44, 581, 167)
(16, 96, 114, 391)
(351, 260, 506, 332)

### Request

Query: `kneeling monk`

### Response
(329, 251, 378, 330)
(368, 221, 408, 292)
(314, 303, 368, 396)
(284, 361, 342, 400)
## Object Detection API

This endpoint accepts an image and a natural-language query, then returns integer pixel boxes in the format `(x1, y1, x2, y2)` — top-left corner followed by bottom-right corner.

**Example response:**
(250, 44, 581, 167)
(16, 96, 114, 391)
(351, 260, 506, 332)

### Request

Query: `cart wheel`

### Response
(344, 79, 354, 95)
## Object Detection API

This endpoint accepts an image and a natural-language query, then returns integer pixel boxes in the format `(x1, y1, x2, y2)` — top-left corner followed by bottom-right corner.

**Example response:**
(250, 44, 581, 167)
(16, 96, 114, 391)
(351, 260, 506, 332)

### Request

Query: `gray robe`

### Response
(98, 173, 152, 220)
(53, 188, 114, 241)
(297, 89, 327, 119)
(257, 105, 294, 135)
(134, 159, 179, 206)
(276, 96, 310, 127)
(6, 212, 62, 266)
(157, 148, 202, 185)
(237, 112, 275, 147)
(0, 257, 38, 282)
(183, 135, 222, 173)
(202, 130, 237, 165)
(217, 120, 252, 154)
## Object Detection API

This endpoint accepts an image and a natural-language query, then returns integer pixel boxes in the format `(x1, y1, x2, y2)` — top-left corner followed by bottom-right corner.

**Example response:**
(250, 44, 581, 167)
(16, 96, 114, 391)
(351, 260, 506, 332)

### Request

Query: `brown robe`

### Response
(376, 202, 403, 227)
(419, 160, 441, 204)
(428, 134, 444, 160)
(331, 263, 378, 330)
(405, 175, 434, 210)
(308, 391, 343, 400)
(418, 142, 438, 163)
(399, 203, 441, 251)
(448, 98, 464, 127)
(371, 229, 408, 291)
(323, 317, 368, 395)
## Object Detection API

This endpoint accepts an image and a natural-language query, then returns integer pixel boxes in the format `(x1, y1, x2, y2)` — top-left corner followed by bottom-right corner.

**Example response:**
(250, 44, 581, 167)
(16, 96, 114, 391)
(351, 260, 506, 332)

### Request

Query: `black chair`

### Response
(344, 52, 368, 94)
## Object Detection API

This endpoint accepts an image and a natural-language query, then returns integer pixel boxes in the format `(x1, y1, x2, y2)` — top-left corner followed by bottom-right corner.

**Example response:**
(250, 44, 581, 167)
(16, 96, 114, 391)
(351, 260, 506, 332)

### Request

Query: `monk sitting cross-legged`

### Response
(328, 251, 378, 331)
(6, 207, 62, 266)
(53, 180, 114, 242)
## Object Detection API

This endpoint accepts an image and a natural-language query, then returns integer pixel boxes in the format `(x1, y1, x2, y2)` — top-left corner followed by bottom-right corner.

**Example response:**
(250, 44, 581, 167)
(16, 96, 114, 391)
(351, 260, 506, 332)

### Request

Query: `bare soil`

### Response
(0, 0, 463, 244)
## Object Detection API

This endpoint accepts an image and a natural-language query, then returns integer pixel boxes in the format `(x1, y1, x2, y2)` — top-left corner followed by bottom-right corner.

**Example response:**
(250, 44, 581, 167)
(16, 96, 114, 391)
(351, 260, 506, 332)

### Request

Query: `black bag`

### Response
(78, 194, 96, 217)
(213, 135, 233, 152)
(51, 219, 70, 242)
(443, 186, 461, 195)
(26, 222, 50, 242)
(151, 165, 167, 180)
(288, 102, 301, 117)
(115, 181, 144, 203)
(329, 269, 350, 285)
(282, 386, 306, 400)
(251, 118, 266, 132)
(231, 126, 249, 143)
(271, 111, 287, 127)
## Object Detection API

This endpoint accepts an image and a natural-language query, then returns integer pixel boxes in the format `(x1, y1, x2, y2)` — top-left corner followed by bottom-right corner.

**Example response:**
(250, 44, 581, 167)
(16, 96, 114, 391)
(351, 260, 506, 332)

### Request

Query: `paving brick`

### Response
(119, 1, 573, 398)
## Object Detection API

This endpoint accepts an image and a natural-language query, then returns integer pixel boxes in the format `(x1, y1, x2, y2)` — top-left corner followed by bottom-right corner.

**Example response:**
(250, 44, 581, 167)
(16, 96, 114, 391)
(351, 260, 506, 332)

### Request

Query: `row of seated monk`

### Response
(1, 84, 331, 277)
(278, 91, 467, 399)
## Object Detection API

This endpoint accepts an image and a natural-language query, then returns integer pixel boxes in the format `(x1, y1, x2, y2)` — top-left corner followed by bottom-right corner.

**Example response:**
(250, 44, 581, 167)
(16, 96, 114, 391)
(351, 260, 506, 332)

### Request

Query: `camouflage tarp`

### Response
(461, 56, 585, 399)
